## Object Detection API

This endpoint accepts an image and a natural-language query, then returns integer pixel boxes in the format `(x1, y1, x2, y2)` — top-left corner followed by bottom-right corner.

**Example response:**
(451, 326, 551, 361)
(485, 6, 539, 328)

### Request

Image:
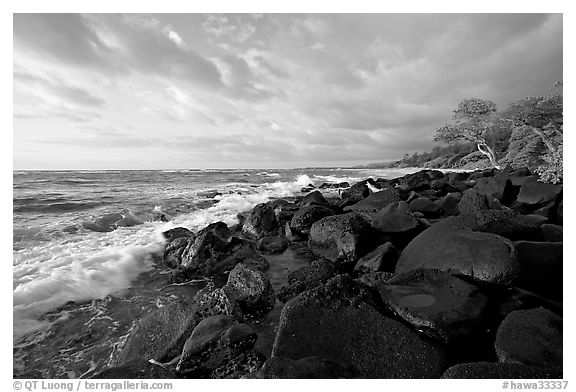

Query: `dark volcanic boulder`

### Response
(495, 308, 562, 368)
(469, 210, 547, 241)
(371, 201, 418, 233)
(271, 276, 449, 378)
(256, 235, 289, 254)
(357, 271, 395, 288)
(270, 200, 300, 227)
(176, 315, 257, 374)
(473, 176, 511, 202)
(409, 197, 441, 215)
(260, 356, 359, 379)
(91, 359, 175, 379)
(376, 269, 489, 344)
(541, 224, 563, 242)
(290, 205, 334, 236)
(223, 263, 275, 312)
(441, 361, 562, 379)
(397, 170, 433, 192)
(340, 180, 372, 205)
(343, 189, 401, 219)
(221, 237, 269, 272)
(242, 203, 278, 238)
(113, 299, 198, 366)
(278, 259, 337, 302)
(308, 213, 379, 267)
(516, 178, 562, 206)
(180, 230, 230, 270)
(162, 227, 194, 243)
(163, 236, 190, 268)
(395, 217, 519, 286)
(193, 282, 243, 321)
(513, 241, 563, 301)
(299, 190, 331, 208)
(434, 192, 462, 216)
(354, 242, 399, 273)
(458, 188, 492, 215)
(179, 233, 268, 276)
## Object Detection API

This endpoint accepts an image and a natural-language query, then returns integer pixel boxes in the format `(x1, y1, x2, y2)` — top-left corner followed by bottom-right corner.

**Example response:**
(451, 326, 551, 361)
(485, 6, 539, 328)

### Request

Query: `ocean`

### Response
(13, 167, 419, 378)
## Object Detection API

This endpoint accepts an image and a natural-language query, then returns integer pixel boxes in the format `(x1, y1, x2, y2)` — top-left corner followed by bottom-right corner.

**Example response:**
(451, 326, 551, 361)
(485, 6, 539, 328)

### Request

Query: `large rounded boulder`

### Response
(376, 268, 489, 344)
(290, 205, 334, 236)
(395, 217, 519, 286)
(271, 276, 449, 378)
(308, 213, 380, 267)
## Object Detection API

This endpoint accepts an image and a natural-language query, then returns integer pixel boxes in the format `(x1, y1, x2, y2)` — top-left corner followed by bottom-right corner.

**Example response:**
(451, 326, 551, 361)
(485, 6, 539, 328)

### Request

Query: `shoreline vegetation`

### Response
(357, 83, 563, 185)
(72, 164, 563, 379)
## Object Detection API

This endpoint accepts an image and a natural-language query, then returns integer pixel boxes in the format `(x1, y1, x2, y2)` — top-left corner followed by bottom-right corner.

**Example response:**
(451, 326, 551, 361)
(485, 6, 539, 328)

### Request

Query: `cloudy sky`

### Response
(13, 13, 562, 169)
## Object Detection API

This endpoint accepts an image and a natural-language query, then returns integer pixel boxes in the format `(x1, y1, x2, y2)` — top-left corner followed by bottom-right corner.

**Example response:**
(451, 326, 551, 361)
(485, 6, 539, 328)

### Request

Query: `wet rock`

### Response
(163, 236, 190, 268)
(221, 237, 269, 272)
(397, 170, 433, 192)
(290, 205, 334, 236)
(469, 210, 547, 241)
(91, 359, 176, 379)
(270, 200, 300, 227)
(371, 201, 419, 233)
(242, 203, 278, 239)
(308, 213, 379, 267)
(458, 188, 492, 215)
(197, 221, 231, 240)
(299, 190, 331, 208)
(541, 224, 563, 242)
(395, 217, 519, 286)
(278, 259, 337, 302)
(256, 235, 289, 254)
(340, 180, 372, 204)
(162, 227, 194, 243)
(516, 178, 562, 206)
(356, 271, 394, 288)
(272, 276, 449, 378)
(176, 315, 257, 375)
(434, 192, 462, 216)
(354, 242, 399, 273)
(409, 197, 441, 215)
(260, 356, 359, 378)
(495, 308, 562, 368)
(473, 177, 512, 202)
(441, 361, 562, 379)
(430, 179, 458, 193)
(343, 189, 401, 219)
(212, 350, 265, 379)
(514, 241, 563, 301)
(223, 264, 275, 313)
(113, 298, 198, 365)
(180, 230, 230, 271)
(376, 269, 489, 344)
(194, 282, 243, 321)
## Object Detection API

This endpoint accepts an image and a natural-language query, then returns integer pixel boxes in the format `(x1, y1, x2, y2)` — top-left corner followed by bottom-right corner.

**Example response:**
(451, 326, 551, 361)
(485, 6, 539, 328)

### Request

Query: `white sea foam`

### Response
(12, 173, 319, 342)
(12, 225, 165, 342)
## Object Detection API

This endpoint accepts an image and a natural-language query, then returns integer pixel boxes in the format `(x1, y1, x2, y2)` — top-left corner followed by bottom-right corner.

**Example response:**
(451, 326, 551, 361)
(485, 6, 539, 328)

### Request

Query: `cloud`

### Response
(13, 14, 563, 169)
(14, 14, 116, 70)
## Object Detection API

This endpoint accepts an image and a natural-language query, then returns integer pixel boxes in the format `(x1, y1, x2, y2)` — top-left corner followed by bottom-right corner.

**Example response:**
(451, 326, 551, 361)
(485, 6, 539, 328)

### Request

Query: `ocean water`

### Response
(13, 167, 419, 378)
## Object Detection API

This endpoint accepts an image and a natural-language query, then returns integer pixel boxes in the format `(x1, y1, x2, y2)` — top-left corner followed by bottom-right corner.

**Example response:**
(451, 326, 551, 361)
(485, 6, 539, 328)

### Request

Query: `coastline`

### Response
(14, 166, 563, 379)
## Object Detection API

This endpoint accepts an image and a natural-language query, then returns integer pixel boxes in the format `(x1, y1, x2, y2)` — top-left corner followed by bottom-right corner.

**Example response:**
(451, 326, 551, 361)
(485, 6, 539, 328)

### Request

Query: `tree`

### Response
(434, 98, 501, 168)
(503, 84, 563, 153)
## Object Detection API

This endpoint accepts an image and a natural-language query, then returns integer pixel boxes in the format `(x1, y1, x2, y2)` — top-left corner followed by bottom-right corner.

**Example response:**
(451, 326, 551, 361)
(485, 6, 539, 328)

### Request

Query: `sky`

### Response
(13, 13, 563, 170)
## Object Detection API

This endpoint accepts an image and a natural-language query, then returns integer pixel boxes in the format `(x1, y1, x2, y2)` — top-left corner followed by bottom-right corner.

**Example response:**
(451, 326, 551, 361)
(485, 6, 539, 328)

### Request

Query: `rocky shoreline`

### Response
(94, 166, 563, 379)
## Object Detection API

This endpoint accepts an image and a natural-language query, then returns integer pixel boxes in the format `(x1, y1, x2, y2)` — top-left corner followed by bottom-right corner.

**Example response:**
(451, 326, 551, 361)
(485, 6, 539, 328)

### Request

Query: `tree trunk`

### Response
(477, 142, 501, 169)
(531, 126, 558, 153)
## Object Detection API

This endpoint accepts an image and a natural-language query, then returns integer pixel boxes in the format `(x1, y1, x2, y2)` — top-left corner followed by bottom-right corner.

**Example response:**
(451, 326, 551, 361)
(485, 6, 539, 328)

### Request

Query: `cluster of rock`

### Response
(94, 166, 562, 379)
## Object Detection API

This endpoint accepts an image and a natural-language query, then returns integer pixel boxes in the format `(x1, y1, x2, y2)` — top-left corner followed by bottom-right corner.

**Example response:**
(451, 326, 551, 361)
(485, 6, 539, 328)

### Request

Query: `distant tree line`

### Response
(387, 82, 563, 183)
